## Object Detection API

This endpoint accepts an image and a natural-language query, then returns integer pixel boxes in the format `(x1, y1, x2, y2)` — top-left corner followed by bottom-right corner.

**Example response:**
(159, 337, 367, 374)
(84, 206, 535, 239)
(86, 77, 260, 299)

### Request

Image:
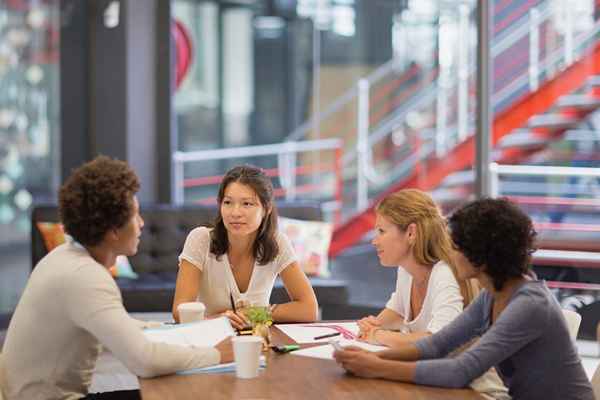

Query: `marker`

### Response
(272, 344, 300, 353)
(313, 332, 341, 340)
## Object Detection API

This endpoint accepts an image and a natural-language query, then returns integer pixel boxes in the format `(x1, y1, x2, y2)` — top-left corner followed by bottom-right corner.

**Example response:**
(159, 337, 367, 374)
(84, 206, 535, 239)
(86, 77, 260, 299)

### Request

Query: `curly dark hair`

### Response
(448, 198, 537, 291)
(210, 165, 279, 265)
(59, 156, 140, 247)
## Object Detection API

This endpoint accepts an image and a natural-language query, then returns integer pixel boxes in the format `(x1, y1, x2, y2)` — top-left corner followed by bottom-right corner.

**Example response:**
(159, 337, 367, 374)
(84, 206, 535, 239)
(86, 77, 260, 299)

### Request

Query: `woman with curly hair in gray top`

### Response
(334, 198, 594, 400)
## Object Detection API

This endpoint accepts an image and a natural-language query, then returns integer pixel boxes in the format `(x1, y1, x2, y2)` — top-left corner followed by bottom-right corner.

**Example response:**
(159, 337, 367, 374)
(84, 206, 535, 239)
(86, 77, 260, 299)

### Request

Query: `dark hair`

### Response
(448, 198, 537, 291)
(210, 165, 279, 264)
(59, 156, 140, 247)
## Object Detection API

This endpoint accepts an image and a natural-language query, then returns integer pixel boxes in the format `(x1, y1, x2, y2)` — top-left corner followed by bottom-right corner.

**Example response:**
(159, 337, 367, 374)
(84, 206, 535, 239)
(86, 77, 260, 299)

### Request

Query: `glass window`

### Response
(0, 1, 60, 313)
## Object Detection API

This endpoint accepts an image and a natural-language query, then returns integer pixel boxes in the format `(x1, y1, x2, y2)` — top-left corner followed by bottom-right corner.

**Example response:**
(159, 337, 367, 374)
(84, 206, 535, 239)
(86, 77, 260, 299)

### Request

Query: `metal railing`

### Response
(172, 138, 344, 221)
(280, 1, 600, 221)
(489, 163, 600, 198)
(490, 162, 600, 273)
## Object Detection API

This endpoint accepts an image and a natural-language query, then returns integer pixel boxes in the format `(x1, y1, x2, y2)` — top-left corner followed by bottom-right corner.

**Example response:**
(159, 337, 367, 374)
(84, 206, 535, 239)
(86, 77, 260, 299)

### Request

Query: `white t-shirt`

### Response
(385, 261, 464, 334)
(178, 227, 297, 316)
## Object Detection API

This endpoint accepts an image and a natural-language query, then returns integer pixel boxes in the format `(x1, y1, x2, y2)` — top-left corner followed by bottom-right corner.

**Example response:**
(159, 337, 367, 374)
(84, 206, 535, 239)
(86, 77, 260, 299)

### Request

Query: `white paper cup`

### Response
(232, 336, 262, 379)
(177, 302, 206, 323)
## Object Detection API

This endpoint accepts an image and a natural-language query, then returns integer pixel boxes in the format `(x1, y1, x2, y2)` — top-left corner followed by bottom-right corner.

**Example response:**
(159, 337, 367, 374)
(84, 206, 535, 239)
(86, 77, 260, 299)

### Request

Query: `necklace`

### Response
(413, 271, 431, 288)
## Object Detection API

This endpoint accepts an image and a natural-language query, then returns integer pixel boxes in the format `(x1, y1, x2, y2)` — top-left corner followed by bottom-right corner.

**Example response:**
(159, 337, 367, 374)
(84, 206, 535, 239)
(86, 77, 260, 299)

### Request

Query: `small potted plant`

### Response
(245, 306, 272, 350)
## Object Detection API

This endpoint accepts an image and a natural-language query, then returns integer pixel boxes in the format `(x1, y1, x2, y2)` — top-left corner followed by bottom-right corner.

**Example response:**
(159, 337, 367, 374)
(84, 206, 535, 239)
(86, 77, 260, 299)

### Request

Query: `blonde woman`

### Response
(357, 189, 477, 346)
(357, 189, 507, 400)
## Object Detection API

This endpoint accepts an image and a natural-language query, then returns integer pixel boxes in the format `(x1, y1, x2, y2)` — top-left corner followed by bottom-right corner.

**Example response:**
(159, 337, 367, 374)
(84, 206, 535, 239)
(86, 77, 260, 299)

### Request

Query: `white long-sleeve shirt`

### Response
(0, 242, 220, 400)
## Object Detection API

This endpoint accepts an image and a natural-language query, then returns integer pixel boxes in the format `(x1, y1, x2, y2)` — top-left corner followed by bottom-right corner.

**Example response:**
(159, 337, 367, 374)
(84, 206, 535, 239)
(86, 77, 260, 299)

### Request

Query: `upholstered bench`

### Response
(31, 202, 348, 317)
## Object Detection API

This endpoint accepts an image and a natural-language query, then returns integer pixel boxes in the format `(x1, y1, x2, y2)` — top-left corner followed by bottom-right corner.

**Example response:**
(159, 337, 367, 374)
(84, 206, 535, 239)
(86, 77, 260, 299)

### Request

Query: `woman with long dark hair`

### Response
(173, 165, 318, 329)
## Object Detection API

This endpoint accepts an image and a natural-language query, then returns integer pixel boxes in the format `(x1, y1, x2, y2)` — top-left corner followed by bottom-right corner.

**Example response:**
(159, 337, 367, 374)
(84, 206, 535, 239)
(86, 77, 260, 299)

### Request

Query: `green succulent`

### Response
(245, 306, 273, 326)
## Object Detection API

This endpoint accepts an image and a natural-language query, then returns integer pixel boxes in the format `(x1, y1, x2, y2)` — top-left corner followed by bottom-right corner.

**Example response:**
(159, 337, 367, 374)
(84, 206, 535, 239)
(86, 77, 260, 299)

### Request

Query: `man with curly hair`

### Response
(0, 156, 231, 400)
(334, 198, 594, 400)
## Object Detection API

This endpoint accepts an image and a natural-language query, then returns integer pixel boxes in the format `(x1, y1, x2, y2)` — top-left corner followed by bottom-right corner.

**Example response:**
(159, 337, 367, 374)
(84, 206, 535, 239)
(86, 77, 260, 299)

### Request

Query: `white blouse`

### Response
(385, 261, 464, 334)
(178, 226, 297, 316)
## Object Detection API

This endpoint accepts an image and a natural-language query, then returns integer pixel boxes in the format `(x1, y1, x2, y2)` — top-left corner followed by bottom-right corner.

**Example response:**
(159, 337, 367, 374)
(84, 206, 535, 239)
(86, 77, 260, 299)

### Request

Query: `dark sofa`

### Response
(31, 202, 348, 317)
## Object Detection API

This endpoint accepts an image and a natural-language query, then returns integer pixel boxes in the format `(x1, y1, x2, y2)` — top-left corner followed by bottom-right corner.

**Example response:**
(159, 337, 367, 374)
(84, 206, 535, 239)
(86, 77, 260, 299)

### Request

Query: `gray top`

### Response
(414, 281, 594, 400)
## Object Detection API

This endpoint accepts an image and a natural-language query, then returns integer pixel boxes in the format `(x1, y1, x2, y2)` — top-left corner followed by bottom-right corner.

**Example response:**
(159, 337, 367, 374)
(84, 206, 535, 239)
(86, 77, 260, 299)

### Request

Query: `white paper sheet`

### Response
(291, 339, 387, 360)
(275, 322, 360, 344)
(176, 356, 267, 375)
(144, 317, 235, 347)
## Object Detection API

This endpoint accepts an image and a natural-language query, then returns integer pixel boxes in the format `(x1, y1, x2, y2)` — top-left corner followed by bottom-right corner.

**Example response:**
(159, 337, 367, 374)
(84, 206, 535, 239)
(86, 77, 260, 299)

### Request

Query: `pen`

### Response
(313, 332, 341, 340)
(230, 292, 237, 313)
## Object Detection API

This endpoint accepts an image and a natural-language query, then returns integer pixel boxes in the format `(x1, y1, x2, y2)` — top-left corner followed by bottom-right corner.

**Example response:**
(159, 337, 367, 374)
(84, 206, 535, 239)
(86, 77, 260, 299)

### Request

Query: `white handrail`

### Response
(490, 163, 600, 178)
(489, 163, 600, 198)
(534, 249, 600, 264)
(173, 138, 342, 162)
(172, 138, 343, 205)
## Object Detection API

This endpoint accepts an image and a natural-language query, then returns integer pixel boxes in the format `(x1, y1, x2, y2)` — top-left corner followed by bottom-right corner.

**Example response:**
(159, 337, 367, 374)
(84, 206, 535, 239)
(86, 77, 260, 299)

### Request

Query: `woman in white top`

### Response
(173, 165, 318, 329)
(358, 189, 478, 346)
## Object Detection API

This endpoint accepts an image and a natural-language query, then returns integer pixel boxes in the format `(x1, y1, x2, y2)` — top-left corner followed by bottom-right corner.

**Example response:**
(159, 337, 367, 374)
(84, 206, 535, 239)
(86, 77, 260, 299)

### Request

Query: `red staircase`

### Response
(330, 41, 600, 258)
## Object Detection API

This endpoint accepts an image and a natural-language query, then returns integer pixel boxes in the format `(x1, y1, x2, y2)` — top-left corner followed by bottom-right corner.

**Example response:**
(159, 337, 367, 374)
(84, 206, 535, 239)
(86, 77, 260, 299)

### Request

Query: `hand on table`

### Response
(333, 346, 383, 379)
(218, 310, 249, 331)
(215, 337, 234, 363)
(357, 315, 381, 342)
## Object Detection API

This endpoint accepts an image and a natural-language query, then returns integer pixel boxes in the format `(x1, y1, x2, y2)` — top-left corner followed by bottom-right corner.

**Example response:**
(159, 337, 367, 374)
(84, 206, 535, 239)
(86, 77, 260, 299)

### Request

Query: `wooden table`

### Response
(140, 326, 483, 400)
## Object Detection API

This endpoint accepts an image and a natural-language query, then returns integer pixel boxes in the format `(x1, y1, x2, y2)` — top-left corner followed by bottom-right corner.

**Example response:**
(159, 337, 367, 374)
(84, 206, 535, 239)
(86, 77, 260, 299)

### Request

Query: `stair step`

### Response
(586, 75, 600, 88)
(438, 169, 474, 187)
(527, 114, 580, 130)
(430, 187, 472, 205)
(555, 95, 600, 111)
(563, 129, 600, 142)
(497, 129, 548, 149)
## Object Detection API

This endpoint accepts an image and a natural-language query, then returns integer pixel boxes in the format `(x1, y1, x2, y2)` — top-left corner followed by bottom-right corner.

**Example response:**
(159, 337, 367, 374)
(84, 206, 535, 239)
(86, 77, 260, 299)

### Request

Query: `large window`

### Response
(0, 1, 60, 313)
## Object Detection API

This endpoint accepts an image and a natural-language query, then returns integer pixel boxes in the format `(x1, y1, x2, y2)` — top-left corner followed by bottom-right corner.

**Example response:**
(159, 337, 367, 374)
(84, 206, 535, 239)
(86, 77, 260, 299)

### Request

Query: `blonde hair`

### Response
(375, 188, 478, 306)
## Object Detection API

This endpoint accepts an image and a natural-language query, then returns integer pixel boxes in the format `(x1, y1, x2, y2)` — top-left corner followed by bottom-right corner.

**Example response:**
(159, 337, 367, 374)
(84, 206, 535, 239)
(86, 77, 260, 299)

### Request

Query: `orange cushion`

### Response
(36, 222, 66, 251)
(35, 222, 137, 279)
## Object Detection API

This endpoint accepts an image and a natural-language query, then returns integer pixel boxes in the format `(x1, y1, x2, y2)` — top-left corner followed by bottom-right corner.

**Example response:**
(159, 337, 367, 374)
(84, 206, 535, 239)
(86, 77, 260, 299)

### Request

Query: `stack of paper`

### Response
(176, 356, 267, 375)
(143, 317, 235, 348)
(275, 322, 360, 344)
(292, 340, 387, 360)
(143, 317, 237, 375)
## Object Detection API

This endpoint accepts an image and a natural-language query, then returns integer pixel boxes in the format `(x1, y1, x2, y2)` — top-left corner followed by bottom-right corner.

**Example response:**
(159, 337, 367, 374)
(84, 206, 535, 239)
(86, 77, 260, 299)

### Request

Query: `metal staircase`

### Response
(325, 4, 600, 257)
